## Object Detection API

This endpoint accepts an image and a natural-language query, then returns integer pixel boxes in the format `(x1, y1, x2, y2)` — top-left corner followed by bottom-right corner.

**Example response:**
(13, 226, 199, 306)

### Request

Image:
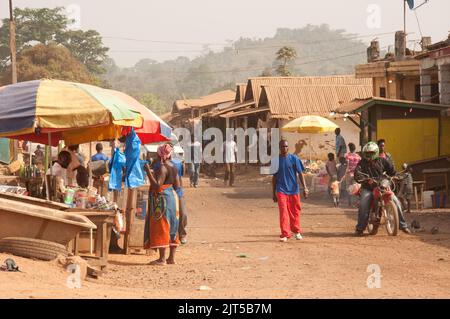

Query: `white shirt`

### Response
(46, 162, 68, 185)
(223, 140, 237, 163)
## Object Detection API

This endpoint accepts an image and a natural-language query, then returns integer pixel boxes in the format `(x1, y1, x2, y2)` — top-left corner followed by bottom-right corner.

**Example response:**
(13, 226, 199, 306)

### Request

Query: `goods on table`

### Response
(63, 186, 118, 211)
(0, 185, 27, 195)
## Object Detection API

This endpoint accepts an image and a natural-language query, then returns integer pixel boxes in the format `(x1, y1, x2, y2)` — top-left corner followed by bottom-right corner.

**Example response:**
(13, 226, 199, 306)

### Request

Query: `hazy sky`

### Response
(1, 0, 449, 67)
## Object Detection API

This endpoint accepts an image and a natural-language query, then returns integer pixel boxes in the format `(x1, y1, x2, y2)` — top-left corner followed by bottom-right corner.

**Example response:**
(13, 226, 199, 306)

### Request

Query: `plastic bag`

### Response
(108, 147, 126, 191)
(124, 129, 145, 189)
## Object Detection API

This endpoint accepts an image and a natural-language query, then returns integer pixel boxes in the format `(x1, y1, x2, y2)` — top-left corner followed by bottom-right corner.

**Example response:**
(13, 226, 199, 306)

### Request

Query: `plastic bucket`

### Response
(423, 191, 434, 209)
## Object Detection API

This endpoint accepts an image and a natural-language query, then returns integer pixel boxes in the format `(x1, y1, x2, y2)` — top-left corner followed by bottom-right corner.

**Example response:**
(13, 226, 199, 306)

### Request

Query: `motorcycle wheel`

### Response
(384, 201, 399, 236)
(367, 212, 380, 235)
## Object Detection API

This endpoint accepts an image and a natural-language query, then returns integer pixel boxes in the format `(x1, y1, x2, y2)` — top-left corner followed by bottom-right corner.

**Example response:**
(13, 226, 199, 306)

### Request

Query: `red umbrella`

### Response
(108, 90, 172, 144)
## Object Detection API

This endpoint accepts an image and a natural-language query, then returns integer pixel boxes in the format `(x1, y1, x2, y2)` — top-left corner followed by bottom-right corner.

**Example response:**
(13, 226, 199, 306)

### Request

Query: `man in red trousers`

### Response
(272, 140, 309, 242)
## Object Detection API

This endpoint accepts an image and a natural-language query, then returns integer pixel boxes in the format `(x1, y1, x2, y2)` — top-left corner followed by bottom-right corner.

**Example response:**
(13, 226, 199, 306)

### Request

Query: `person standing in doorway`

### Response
(335, 128, 347, 160)
(272, 140, 309, 242)
(223, 134, 238, 187)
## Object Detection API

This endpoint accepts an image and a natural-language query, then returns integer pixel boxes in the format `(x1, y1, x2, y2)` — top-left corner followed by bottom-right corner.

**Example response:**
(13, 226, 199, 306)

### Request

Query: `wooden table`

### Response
(67, 209, 115, 268)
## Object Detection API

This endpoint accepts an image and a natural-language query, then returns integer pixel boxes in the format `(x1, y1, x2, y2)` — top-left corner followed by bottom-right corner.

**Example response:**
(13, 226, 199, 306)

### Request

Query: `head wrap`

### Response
(157, 144, 173, 163)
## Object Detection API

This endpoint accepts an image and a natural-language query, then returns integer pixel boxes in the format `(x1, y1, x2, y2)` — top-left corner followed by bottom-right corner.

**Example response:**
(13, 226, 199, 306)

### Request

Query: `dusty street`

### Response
(1, 170, 450, 299)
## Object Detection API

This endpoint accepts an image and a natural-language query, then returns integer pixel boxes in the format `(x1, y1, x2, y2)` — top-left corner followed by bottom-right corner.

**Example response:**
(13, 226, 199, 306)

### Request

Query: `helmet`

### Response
(362, 142, 379, 160)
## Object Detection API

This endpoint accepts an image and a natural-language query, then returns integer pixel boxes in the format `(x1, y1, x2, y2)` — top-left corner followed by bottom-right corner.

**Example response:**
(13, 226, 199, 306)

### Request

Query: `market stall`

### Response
(0, 79, 173, 265)
(282, 115, 340, 193)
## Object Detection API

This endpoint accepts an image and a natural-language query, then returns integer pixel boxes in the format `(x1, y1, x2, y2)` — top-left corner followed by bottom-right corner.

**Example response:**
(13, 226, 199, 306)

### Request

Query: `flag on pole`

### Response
(406, 0, 415, 9)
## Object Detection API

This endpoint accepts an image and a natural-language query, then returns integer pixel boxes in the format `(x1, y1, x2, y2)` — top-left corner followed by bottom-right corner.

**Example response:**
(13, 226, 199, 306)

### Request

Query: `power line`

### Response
(103, 31, 397, 52)
(110, 42, 367, 55)
(103, 36, 229, 46)
(139, 48, 372, 75)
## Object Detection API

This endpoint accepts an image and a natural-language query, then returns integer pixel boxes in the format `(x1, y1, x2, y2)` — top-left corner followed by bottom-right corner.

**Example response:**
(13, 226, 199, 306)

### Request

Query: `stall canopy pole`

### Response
(309, 134, 312, 163)
(89, 142, 93, 187)
(44, 133, 52, 200)
(49, 133, 52, 176)
(29, 142, 32, 166)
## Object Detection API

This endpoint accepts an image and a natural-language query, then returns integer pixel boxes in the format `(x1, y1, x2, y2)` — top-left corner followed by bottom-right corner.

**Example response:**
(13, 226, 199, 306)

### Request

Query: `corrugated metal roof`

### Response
(173, 90, 235, 111)
(209, 100, 255, 117)
(235, 84, 247, 103)
(245, 75, 372, 106)
(335, 97, 450, 114)
(220, 107, 270, 119)
(261, 83, 373, 119)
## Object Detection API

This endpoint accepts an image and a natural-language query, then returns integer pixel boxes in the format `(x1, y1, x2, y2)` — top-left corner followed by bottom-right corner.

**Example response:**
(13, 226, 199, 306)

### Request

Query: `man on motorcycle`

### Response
(354, 142, 412, 236)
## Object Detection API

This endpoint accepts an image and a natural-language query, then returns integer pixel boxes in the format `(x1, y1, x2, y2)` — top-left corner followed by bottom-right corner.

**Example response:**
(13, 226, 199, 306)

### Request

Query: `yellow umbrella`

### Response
(282, 115, 339, 161)
(282, 115, 339, 133)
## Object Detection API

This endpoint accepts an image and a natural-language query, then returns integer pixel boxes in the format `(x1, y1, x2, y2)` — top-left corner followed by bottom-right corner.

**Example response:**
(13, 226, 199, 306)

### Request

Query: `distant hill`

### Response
(103, 24, 369, 112)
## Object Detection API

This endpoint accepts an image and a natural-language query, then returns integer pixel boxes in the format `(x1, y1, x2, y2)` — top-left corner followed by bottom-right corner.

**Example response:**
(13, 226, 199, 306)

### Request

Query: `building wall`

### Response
(402, 77, 420, 101)
(280, 118, 360, 161)
(377, 118, 439, 170)
(372, 76, 418, 100)
(441, 116, 450, 156)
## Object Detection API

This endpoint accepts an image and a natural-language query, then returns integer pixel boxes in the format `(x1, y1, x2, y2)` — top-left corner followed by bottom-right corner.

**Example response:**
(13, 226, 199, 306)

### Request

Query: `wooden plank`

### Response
(102, 222, 108, 261)
(123, 188, 137, 255)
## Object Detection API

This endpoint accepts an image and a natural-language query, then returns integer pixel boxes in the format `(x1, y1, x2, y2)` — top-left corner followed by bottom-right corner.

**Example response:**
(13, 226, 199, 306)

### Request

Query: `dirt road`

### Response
(1, 171, 450, 298)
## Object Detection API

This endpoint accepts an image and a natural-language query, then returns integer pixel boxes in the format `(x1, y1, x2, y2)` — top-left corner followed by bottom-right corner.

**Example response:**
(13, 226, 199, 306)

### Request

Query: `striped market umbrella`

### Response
(109, 90, 172, 144)
(0, 79, 144, 146)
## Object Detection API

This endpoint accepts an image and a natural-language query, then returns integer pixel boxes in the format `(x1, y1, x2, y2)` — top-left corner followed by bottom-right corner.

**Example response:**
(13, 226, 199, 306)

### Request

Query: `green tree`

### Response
(0, 7, 108, 75)
(0, 44, 95, 85)
(55, 30, 109, 74)
(275, 46, 297, 76)
(139, 93, 170, 115)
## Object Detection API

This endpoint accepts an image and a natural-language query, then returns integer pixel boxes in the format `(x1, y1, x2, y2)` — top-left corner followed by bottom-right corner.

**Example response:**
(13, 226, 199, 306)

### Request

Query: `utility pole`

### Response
(9, 0, 18, 161)
(9, 0, 17, 84)
(403, 0, 407, 57)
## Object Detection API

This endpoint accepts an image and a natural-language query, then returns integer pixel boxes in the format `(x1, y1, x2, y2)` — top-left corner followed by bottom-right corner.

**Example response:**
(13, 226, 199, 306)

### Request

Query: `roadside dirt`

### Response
(1, 168, 449, 299)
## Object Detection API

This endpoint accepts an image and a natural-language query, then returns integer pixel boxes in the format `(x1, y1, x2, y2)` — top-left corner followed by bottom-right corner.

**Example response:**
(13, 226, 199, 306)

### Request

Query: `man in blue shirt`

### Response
(335, 128, 347, 159)
(272, 140, 309, 242)
(91, 143, 109, 162)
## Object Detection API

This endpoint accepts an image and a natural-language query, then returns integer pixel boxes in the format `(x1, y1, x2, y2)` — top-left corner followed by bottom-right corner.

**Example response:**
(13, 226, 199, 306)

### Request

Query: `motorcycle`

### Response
(358, 172, 400, 236)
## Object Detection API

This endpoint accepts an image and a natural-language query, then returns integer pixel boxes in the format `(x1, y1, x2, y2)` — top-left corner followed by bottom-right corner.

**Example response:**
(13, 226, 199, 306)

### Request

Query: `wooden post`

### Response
(9, 1, 18, 160)
(89, 142, 93, 188)
(123, 188, 137, 255)
(9, 0, 17, 85)
(243, 117, 248, 170)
